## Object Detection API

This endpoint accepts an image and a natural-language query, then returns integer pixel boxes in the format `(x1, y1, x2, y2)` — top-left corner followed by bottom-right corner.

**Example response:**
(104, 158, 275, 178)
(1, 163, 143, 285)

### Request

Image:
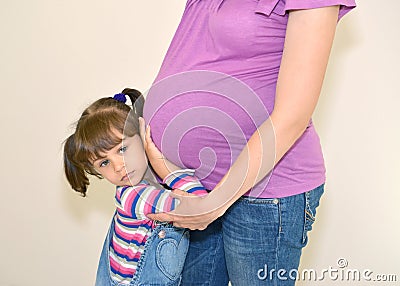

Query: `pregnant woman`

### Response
(143, 0, 356, 285)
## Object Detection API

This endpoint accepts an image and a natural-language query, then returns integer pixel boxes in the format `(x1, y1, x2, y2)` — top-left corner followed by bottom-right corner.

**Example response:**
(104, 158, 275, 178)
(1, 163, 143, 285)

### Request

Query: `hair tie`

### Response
(113, 93, 127, 103)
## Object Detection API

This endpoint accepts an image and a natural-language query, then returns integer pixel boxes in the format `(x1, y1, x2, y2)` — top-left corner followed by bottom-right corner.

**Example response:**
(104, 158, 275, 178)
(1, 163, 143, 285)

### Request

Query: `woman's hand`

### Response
(147, 189, 228, 230)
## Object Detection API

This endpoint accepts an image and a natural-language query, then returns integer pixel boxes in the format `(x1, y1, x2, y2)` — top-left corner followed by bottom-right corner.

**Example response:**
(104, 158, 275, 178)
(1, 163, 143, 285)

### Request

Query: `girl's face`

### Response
(92, 134, 148, 186)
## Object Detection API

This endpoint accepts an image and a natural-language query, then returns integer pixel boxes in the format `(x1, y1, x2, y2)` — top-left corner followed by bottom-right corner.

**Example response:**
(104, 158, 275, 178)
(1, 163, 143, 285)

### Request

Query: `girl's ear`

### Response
(139, 117, 146, 144)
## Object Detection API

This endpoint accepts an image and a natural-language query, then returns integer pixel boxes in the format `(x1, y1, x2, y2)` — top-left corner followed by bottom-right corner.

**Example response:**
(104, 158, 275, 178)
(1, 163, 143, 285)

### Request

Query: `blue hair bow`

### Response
(113, 93, 127, 103)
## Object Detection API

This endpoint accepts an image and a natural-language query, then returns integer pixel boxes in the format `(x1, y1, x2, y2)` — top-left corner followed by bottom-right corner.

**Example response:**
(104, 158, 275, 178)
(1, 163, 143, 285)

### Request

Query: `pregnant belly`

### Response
(143, 71, 272, 189)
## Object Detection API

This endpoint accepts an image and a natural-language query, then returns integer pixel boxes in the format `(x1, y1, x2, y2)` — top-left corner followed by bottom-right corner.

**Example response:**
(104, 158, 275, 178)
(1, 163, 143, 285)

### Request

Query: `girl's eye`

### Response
(99, 159, 110, 168)
(119, 146, 127, 154)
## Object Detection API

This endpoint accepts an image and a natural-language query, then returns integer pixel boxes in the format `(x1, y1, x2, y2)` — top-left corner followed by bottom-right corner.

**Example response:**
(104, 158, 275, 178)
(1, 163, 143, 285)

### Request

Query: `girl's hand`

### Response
(147, 189, 228, 230)
(139, 117, 164, 163)
(139, 117, 184, 179)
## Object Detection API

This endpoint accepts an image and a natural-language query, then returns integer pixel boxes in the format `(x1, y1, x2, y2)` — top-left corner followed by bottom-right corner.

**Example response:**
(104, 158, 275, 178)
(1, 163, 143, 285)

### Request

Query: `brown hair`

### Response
(63, 88, 143, 196)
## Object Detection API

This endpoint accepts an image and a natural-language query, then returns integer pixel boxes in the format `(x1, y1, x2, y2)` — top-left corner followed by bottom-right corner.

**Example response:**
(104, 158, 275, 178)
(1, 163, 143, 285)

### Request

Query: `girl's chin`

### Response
(127, 178, 139, 186)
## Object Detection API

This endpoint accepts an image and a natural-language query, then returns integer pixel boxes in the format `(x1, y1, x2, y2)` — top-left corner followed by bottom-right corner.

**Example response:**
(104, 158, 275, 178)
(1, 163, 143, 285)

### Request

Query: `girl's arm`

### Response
(147, 6, 341, 230)
(117, 169, 207, 220)
(116, 184, 176, 220)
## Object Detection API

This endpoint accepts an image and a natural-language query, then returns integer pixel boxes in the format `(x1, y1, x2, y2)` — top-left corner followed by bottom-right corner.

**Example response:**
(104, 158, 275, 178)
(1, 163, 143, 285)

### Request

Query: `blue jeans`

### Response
(181, 184, 324, 286)
(95, 219, 190, 286)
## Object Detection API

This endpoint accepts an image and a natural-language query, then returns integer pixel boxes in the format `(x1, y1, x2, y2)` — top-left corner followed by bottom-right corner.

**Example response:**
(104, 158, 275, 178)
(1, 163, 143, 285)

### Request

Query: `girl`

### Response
(63, 88, 207, 286)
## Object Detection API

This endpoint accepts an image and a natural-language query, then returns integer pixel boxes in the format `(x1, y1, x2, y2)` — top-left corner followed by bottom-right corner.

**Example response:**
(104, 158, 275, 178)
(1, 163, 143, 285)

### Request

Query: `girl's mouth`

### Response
(121, 171, 134, 181)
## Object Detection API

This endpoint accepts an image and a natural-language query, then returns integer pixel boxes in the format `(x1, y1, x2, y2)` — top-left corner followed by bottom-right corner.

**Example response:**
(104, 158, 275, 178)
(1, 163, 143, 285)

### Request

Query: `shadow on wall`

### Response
(313, 12, 362, 137)
(297, 12, 362, 269)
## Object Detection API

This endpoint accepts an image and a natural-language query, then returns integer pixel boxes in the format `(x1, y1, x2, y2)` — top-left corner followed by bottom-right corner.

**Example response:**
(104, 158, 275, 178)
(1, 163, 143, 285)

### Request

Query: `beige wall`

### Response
(0, 1, 398, 285)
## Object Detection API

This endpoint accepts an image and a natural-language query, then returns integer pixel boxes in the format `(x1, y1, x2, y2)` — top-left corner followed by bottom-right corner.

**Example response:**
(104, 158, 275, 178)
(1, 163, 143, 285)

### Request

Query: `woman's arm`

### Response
(148, 6, 340, 229)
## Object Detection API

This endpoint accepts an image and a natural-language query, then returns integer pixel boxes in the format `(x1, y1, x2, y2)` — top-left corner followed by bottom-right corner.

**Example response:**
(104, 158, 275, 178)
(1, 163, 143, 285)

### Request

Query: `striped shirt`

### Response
(109, 169, 208, 284)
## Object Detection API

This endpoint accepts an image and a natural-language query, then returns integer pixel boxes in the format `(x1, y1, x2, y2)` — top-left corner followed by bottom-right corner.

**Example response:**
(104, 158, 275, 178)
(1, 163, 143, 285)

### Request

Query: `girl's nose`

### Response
(113, 160, 125, 173)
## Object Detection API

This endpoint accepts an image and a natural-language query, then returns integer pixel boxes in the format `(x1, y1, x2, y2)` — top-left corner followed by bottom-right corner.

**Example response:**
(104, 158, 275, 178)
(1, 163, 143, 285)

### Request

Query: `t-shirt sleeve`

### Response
(285, 0, 356, 21)
(163, 169, 208, 196)
(115, 185, 177, 220)
(256, 0, 356, 22)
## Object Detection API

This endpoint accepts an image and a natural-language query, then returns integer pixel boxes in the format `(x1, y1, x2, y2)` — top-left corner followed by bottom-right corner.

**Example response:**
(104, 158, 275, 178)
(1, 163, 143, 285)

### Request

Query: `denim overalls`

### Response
(95, 216, 189, 286)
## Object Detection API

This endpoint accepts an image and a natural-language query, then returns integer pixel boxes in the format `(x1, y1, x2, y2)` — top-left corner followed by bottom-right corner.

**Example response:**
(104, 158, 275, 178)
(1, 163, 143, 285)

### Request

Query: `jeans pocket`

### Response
(156, 230, 189, 281)
(302, 185, 324, 244)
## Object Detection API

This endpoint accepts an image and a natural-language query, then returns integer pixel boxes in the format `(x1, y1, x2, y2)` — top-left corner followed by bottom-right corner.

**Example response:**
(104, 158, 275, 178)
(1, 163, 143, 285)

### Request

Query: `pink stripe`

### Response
(114, 224, 149, 243)
(170, 177, 208, 195)
(111, 242, 144, 261)
(171, 178, 195, 190)
(112, 243, 136, 259)
(112, 239, 135, 258)
(122, 188, 140, 216)
(119, 219, 150, 227)
(111, 237, 147, 260)
(114, 225, 133, 241)
(109, 256, 136, 276)
(114, 224, 148, 243)
(163, 197, 174, 212)
(143, 189, 160, 215)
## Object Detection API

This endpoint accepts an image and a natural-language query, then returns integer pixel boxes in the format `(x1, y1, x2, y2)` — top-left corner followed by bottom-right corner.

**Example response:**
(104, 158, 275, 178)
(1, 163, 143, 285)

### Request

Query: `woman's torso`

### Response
(144, 0, 326, 198)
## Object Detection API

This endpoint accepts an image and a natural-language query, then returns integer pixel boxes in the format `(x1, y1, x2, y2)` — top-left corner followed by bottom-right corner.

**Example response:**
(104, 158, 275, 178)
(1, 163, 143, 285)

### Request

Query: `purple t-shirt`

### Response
(143, 0, 356, 198)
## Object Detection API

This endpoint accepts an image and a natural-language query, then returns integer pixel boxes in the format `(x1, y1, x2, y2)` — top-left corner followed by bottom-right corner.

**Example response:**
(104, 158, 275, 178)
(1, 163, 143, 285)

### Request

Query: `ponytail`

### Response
(121, 88, 141, 102)
(121, 88, 144, 117)
(63, 134, 90, 196)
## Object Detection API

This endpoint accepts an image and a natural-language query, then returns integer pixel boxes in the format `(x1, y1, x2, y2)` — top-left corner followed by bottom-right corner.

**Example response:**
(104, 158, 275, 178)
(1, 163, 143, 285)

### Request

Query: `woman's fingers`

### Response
(174, 222, 208, 230)
(147, 190, 225, 230)
(146, 212, 174, 222)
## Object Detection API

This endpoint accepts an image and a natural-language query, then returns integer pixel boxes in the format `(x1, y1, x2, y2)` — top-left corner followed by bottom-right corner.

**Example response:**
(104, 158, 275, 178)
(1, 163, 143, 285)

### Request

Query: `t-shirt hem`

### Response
(284, 1, 356, 21)
(246, 178, 326, 199)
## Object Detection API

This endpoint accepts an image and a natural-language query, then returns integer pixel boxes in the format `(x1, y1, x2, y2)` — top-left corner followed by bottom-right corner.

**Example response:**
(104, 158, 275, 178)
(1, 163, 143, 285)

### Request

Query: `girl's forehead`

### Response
(91, 134, 140, 159)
